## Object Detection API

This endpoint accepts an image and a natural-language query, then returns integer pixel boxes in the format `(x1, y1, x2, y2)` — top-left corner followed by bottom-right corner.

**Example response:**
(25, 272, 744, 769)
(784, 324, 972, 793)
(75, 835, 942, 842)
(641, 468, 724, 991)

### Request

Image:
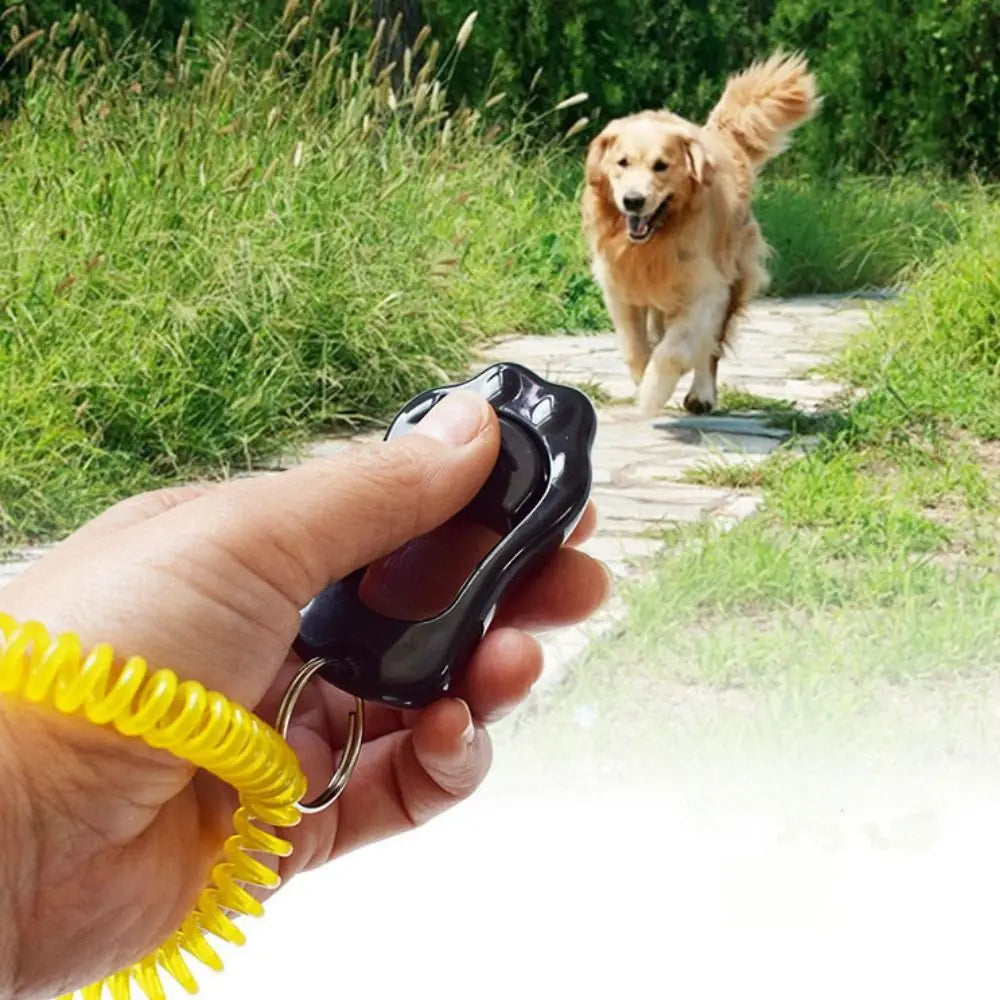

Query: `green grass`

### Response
(0, 11, 982, 547)
(839, 202, 1000, 439)
(524, 503, 1000, 768)
(611, 433, 999, 703)
(569, 379, 621, 406)
(713, 387, 852, 435)
(518, 563, 1000, 773)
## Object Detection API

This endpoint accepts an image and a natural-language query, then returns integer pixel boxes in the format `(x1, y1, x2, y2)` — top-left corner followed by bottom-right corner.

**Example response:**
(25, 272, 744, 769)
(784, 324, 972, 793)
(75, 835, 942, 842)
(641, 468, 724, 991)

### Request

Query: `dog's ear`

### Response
(684, 135, 716, 187)
(585, 123, 619, 185)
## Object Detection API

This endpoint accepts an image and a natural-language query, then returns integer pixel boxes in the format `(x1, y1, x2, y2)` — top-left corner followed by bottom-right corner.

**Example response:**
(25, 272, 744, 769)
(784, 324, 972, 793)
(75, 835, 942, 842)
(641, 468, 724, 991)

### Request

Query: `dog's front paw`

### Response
(684, 369, 717, 415)
(683, 390, 715, 415)
(637, 373, 671, 418)
(626, 357, 650, 387)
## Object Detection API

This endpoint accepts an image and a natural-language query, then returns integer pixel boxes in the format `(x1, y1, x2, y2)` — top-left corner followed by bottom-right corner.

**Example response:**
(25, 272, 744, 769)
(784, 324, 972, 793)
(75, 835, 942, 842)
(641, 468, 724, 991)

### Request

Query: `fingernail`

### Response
(458, 698, 477, 745)
(416, 392, 488, 446)
(482, 700, 521, 725)
(600, 561, 616, 602)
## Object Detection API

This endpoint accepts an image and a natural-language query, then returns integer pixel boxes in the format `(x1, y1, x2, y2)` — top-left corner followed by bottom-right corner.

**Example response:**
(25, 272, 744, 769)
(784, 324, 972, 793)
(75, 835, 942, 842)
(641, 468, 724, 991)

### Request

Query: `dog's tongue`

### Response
(627, 213, 653, 239)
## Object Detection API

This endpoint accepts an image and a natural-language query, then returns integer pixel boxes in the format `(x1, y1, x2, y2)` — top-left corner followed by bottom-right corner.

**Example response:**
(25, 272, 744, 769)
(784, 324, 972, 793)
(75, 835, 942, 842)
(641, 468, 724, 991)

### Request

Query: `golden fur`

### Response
(582, 52, 820, 415)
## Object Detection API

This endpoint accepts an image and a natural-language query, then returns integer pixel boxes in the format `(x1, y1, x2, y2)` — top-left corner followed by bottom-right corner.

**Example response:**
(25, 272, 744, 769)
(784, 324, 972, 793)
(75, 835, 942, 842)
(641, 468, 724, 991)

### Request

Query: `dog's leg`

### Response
(605, 296, 651, 385)
(637, 354, 687, 417)
(646, 308, 667, 348)
(684, 355, 720, 415)
(638, 286, 729, 417)
(683, 279, 744, 414)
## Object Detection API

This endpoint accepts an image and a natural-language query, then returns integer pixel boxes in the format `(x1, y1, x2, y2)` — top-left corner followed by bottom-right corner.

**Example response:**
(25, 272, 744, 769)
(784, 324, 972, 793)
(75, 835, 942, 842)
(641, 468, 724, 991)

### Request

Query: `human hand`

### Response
(0, 391, 609, 999)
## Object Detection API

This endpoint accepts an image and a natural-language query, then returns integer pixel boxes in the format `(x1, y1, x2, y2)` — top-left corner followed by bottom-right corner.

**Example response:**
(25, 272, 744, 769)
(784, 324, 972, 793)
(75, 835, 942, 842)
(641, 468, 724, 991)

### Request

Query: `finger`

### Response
(57, 485, 214, 546)
(179, 391, 501, 608)
(450, 626, 544, 723)
(567, 501, 598, 547)
(495, 547, 613, 632)
(289, 698, 492, 868)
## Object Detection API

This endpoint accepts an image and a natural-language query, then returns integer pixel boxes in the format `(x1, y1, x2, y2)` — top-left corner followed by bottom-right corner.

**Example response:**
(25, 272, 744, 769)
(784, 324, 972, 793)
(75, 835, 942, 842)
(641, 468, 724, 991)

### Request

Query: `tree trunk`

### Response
(372, 0, 426, 91)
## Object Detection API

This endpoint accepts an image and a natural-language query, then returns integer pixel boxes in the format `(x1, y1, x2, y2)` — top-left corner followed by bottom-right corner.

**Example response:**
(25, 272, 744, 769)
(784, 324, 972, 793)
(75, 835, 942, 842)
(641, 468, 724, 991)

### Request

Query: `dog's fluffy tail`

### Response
(706, 51, 819, 168)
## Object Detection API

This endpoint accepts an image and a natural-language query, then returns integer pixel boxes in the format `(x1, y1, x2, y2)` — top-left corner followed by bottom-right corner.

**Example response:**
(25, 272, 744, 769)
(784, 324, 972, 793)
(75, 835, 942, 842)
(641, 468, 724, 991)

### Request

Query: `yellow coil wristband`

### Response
(0, 613, 310, 1000)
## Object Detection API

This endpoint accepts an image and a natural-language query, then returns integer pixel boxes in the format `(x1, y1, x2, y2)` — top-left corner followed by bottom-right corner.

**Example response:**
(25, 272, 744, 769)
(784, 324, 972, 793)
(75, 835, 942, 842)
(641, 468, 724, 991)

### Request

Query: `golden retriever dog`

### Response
(582, 52, 820, 416)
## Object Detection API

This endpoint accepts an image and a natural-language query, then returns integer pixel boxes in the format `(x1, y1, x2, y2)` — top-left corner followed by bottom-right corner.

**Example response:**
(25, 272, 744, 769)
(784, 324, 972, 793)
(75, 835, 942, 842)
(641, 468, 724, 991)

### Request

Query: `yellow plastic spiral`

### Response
(0, 613, 309, 1000)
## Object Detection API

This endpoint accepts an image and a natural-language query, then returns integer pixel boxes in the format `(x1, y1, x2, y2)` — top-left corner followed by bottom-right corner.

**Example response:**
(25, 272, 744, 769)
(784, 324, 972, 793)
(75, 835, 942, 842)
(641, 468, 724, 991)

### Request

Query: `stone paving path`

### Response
(0, 295, 875, 695)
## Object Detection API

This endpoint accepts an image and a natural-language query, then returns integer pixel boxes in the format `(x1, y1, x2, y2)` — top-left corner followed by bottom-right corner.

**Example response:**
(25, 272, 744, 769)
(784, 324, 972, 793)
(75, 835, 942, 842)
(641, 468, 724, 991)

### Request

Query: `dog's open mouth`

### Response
(625, 198, 669, 243)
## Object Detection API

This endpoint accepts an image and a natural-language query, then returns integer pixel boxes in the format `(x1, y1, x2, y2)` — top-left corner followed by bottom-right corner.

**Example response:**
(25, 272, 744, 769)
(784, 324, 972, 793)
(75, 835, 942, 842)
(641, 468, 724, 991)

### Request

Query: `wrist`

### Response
(0, 706, 32, 1000)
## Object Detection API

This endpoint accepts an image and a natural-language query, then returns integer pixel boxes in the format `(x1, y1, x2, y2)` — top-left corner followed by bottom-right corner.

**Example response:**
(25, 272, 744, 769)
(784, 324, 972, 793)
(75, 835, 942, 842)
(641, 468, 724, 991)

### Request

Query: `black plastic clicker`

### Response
(292, 361, 597, 709)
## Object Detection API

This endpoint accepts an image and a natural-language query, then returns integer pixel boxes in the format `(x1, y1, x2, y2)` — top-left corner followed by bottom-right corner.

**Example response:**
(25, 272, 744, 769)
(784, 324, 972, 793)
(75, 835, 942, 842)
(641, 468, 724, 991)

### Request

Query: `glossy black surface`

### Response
(293, 362, 597, 708)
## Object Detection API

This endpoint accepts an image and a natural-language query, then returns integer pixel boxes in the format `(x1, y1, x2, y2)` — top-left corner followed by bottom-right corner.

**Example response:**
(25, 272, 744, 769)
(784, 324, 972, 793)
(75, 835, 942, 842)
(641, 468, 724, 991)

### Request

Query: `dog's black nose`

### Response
(622, 193, 646, 213)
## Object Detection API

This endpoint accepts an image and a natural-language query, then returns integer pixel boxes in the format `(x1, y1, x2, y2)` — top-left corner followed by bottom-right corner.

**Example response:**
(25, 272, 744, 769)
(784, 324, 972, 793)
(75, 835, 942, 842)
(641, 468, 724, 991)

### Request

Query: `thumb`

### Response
(189, 390, 501, 606)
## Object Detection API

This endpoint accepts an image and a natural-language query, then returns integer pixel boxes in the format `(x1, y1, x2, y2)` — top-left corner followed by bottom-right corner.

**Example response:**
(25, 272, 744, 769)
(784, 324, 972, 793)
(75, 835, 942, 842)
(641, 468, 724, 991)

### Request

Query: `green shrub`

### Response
(422, 0, 1000, 178)
(769, 0, 1000, 176)
(21, 0, 194, 42)
(7, 3, 1000, 176)
(421, 0, 771, 122)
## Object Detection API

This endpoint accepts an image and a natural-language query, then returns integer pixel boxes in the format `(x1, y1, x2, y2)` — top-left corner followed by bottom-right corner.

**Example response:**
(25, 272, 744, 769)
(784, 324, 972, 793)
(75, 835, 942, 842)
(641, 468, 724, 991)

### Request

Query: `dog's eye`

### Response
(617, 157, 628, 168)
(653, 160, 668, 173)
